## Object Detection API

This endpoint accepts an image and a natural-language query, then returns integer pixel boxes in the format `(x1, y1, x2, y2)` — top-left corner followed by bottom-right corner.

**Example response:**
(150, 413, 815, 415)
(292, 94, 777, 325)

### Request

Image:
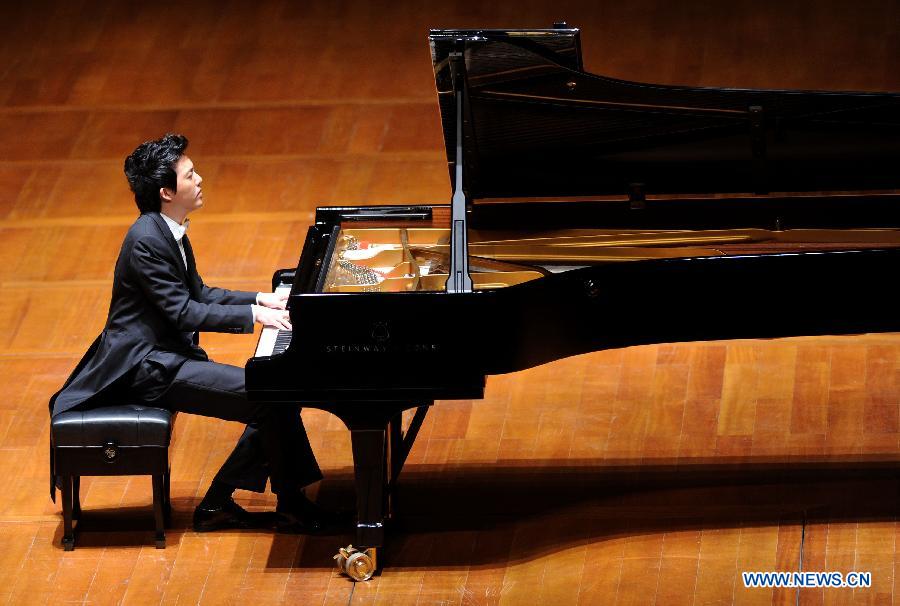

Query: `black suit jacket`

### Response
(50, 212, 256, 416)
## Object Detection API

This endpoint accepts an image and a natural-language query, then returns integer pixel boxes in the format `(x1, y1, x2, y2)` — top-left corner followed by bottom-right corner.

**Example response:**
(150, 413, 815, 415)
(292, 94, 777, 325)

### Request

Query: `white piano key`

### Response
(253, 284, 293, 357)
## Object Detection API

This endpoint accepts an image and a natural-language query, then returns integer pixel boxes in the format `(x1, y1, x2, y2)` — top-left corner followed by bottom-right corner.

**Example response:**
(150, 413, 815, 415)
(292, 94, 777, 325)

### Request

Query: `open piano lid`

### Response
(429, 26, 900, 203)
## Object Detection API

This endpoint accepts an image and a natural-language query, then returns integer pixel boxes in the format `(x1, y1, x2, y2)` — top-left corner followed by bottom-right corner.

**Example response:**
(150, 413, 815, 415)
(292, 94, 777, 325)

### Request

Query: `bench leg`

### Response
(72, 476, 81, 521)
(163, 468, 172, 526)
(61, 475, 75, 551)
(152, 475, 166, 549)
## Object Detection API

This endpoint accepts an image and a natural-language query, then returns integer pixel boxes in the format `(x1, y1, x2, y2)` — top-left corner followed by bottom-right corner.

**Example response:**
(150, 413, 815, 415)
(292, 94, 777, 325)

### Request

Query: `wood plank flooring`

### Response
(0, 0, 898, 604)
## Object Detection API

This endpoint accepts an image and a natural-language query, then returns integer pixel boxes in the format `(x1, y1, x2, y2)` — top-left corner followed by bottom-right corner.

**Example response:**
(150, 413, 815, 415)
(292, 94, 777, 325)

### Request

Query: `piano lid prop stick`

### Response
(446, 50, 473, 294)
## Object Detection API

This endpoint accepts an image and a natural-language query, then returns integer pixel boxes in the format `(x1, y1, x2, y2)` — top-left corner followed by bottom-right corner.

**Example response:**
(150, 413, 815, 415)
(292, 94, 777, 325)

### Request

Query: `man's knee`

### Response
(176, 360, 247, 395)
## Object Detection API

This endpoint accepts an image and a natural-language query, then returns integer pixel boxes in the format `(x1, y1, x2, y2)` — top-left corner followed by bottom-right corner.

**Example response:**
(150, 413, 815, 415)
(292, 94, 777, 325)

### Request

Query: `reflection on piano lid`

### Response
(430, 27, 900, 201)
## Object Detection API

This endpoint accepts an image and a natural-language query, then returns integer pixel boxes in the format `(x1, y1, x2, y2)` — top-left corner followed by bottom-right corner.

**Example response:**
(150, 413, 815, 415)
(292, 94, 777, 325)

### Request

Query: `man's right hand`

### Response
(252, 305, 292, 330)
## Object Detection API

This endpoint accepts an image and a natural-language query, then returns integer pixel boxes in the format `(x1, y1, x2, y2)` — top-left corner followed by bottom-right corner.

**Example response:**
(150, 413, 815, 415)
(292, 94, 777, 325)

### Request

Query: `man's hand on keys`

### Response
(253, 306, 292, 330)
(257, 291, 289, 310)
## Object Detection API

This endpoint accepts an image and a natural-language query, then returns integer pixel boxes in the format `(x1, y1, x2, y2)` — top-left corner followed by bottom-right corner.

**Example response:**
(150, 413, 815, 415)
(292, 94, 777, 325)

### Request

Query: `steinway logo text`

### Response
(324, 343, 440, 354)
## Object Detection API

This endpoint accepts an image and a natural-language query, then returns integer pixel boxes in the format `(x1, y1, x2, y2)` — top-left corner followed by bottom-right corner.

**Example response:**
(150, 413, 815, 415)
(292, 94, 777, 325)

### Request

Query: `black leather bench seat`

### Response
(51, 404, 174, 550)
(52, 405, 172, 447)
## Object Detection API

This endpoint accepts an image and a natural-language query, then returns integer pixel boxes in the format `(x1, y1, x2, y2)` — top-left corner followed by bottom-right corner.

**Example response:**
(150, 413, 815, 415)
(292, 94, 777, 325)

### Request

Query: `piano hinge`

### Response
(628, 183, 646, 210)
(749, 105, 768, 194)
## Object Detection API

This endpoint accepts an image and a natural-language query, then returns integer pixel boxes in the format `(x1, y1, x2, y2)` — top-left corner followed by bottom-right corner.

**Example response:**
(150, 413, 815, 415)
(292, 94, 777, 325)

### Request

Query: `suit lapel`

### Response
(148, 212, 192, 289)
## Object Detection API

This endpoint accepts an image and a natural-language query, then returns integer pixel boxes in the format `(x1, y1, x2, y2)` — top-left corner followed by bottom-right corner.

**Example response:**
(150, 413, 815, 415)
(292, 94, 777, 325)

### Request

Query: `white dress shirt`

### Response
(160, 212, 189, 270)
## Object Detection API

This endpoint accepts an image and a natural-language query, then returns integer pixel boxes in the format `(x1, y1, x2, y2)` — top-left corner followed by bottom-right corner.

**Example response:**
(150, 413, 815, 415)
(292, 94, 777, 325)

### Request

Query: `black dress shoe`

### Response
(193, 498, 254, 532)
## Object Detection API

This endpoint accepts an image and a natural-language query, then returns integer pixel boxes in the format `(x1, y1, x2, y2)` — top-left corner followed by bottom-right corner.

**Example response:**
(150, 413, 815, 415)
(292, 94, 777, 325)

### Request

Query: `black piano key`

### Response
(273, 330, 292, 355)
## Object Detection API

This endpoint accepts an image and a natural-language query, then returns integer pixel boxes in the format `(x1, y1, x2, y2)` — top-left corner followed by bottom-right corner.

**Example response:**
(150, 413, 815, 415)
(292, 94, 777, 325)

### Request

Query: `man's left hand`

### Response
(257, 291, 289, 310)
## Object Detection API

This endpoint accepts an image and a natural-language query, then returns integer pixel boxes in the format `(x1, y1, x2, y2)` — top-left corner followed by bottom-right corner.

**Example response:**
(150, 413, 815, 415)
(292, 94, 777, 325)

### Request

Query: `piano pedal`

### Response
(334, 545, 377, 581)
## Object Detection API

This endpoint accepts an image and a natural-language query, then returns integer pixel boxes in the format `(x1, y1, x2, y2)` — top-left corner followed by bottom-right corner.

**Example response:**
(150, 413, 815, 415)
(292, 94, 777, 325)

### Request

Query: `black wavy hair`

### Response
(123, 133, 189, 213)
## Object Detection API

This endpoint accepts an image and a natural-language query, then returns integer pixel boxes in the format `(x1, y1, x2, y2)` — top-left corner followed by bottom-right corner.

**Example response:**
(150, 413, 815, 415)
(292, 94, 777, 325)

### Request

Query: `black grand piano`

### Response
(246, 25, 900, 580)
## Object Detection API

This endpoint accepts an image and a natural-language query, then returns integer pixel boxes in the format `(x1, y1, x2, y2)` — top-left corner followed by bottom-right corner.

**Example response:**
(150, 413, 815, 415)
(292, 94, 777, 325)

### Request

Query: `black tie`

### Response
(181, 235, 202, 299)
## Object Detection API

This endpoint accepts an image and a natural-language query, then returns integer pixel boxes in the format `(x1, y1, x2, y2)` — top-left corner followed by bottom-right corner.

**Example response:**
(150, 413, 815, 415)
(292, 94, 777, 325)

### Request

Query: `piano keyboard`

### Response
(253, 284, 292, 357)
(255, 327, 292, 357)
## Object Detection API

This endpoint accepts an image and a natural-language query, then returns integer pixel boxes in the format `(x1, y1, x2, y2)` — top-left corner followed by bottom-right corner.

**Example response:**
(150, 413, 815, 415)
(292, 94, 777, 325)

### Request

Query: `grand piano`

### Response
(246, 25, 900, 580)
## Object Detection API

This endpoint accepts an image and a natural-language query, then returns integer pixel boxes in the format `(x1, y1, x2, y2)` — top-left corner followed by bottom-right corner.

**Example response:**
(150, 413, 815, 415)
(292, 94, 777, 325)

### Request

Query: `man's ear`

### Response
(159, 187, 174, 203)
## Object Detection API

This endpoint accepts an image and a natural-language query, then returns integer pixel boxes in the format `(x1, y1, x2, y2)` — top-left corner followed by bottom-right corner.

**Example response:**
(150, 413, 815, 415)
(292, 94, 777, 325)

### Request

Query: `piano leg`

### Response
(347, 404, 432, 550)
(386, 405, 431, 522)
(388, 416, 401, 512)
(388, 405, 430, 490)
(338, 402, 432, 580)
(350, 427, 387, 550)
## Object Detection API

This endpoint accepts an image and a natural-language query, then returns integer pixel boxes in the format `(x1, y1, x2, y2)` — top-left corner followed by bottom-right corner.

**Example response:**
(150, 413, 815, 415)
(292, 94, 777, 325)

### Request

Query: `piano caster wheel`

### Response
(334, 545, 377, 581)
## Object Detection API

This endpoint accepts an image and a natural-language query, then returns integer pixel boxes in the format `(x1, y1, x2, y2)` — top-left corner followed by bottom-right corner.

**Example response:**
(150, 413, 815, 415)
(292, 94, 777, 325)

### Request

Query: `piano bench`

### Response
(50, 405, 174, 551)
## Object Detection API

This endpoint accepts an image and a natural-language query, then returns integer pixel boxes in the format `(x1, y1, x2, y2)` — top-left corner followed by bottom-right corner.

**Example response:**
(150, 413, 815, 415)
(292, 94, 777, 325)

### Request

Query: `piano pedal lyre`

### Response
(334, 545, 377, 581)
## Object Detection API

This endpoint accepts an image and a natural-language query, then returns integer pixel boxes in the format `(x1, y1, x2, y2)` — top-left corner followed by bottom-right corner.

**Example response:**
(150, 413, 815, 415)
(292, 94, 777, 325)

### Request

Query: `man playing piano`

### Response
(50, 133, 330, 533)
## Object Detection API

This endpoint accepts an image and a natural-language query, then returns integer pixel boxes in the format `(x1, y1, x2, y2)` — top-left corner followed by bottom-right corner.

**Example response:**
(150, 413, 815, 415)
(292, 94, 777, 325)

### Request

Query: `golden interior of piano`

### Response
(322, 226, 900, 293)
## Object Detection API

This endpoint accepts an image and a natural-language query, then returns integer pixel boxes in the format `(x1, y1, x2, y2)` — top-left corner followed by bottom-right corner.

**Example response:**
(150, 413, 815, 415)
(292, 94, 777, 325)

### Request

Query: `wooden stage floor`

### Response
(0, 1, 898, 604)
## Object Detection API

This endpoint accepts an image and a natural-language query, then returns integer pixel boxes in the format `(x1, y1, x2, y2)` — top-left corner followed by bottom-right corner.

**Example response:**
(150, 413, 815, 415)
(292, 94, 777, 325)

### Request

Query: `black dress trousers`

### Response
(131, 355, 323, 495)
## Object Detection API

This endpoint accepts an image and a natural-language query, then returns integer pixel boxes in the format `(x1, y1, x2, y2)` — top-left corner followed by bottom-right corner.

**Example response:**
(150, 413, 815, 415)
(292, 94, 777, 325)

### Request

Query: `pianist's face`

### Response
(161, 155, 204, 219)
